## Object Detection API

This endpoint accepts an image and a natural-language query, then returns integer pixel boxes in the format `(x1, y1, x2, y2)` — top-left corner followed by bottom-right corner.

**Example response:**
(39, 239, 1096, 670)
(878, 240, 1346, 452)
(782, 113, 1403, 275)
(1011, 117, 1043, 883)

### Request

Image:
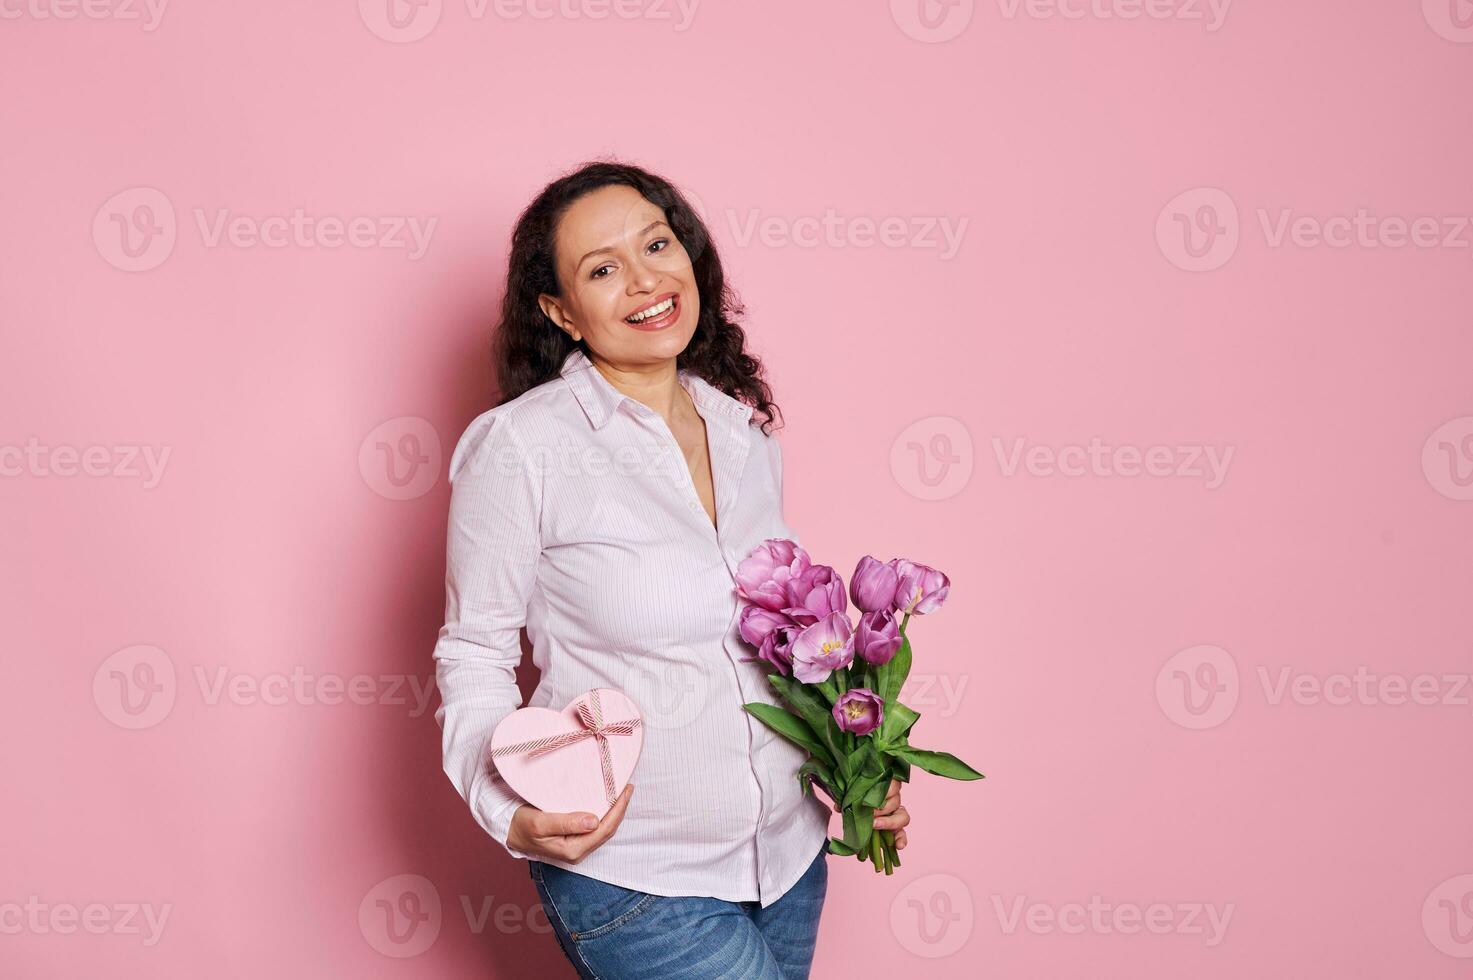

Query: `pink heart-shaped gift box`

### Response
(490, 688, 644, 818)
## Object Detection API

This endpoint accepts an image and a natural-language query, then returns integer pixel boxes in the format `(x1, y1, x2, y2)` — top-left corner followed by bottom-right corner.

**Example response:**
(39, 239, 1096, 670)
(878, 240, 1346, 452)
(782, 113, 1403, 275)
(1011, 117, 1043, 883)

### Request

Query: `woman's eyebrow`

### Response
(575, 220, 669, 269)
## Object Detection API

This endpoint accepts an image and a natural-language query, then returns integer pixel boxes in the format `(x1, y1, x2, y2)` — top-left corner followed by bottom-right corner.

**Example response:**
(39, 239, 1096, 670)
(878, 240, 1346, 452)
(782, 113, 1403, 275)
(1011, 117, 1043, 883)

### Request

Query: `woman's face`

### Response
(538, 183, 699, 368)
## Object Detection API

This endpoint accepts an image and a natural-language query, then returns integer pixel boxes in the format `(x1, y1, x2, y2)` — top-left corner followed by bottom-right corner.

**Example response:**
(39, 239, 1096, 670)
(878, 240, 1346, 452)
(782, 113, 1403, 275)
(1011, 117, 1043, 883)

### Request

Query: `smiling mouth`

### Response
(625, 294, 679, 329)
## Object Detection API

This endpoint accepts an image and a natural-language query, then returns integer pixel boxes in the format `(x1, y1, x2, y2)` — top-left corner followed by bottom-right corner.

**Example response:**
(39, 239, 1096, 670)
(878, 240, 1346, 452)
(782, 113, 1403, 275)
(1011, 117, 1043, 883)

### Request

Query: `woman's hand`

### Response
(507, 784, 634, 863)
(871, 778, 910, 851)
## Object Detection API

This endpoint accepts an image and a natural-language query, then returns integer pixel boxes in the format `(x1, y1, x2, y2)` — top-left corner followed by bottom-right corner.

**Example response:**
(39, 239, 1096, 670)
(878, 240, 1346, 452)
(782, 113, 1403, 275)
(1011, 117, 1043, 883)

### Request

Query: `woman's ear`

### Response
(538, 294, 582, 342)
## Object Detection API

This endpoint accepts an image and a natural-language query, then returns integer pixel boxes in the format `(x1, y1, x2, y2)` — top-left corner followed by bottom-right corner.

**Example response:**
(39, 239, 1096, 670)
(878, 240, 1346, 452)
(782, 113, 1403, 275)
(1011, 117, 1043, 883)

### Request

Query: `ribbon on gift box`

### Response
(490, 689, 643, 806)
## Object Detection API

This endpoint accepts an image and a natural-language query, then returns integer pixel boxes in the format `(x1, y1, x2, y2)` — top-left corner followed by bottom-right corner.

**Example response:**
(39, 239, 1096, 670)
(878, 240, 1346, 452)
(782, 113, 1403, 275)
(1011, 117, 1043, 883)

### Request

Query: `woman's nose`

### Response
(627, 257, 660, 292)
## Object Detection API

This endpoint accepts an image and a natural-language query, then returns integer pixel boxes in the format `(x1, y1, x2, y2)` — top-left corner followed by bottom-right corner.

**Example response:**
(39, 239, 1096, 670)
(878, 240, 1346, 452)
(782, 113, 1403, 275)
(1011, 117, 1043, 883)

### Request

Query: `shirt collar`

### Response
(559, 346, 755, 430)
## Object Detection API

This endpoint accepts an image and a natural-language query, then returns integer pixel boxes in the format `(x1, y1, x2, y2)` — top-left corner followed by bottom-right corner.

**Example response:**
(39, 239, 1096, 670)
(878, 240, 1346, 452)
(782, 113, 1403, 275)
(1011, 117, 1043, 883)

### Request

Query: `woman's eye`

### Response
(591, 264, 613, 279)
(648, 238, 669, 254)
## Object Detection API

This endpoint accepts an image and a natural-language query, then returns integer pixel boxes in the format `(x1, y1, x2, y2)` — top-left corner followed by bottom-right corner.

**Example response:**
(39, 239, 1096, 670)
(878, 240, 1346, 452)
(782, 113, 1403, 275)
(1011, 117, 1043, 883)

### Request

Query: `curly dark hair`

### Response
(490, 159, 782, 434)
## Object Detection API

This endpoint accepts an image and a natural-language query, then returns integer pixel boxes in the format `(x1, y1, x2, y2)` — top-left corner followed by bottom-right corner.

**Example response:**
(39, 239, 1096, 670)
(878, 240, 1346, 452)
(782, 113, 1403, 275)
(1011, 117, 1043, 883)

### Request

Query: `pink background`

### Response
(4, 1, 1472, 976)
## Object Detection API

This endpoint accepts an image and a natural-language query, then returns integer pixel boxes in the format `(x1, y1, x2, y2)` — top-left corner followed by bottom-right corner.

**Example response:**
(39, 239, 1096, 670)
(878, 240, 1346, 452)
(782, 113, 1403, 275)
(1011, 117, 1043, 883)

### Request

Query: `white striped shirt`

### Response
(432, 346, 831, 907)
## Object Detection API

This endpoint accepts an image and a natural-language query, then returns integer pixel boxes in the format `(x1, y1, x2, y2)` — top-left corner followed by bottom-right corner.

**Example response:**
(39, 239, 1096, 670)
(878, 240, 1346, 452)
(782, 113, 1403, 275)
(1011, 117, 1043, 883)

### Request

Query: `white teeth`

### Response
(627, 297, 674, 323)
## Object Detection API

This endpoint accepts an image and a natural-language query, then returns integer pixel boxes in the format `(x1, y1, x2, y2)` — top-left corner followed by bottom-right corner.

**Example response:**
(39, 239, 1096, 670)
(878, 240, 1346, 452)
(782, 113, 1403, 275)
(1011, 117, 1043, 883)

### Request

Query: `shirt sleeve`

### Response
(770, 433, 802, 549)
(432, 409, 542, 862)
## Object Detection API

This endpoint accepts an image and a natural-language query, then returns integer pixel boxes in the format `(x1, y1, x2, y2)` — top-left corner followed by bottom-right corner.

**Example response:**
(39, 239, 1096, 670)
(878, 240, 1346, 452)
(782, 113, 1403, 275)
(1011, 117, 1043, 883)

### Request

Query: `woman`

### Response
(432, 161, 910, 979)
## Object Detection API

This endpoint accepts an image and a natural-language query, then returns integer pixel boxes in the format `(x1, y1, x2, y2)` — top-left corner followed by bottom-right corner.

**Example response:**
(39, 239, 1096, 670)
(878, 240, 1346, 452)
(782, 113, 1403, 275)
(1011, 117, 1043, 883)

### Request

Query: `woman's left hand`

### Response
(871, 778, 909, 850)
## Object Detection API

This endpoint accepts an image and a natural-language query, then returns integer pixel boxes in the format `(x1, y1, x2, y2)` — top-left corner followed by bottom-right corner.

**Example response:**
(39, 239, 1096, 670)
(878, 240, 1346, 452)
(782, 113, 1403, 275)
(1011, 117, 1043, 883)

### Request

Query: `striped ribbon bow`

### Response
(491, 691, 642, 806)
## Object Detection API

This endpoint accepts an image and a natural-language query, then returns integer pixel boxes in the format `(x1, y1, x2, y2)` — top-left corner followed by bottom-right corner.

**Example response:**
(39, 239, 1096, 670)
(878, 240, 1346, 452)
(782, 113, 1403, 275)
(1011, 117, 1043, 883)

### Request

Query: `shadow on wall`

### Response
(372, 298, 577, 978)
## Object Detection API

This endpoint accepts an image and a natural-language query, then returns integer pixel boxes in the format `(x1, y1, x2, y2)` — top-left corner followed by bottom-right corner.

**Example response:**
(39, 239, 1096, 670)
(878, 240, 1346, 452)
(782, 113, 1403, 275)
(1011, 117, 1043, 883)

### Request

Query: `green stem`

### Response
(881, 828, 901, 870)
(869, 831, 884, 872)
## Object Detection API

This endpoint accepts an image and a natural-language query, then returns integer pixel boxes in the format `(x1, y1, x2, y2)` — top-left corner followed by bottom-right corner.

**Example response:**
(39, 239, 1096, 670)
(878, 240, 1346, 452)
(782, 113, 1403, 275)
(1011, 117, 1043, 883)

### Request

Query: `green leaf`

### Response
(796, 758, 834, 803)
(862, 777, 891, 808)
(816, 674, 839, 706)
(768, 674, 843, 763)
(769, 674, 833, 733)
(891, 755, 912, 782)
(826, 836, 858, 856)
(879, 701, 920, 745)
(842, 769, 886, 810)
(842, 804, 875, 854)
(879, 634, 912, 704)
(846, 741, 883, 784)
(741, 702, 829, 762)
(891, 745, 985, 781)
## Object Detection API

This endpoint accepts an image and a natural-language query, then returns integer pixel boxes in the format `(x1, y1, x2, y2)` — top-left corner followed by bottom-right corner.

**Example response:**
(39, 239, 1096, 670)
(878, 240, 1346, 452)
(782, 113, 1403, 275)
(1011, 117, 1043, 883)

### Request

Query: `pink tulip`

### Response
(790, 611, 855, 684)
(783, 564, 847, 627)
(833, 688, 884, 736)
(736, 538, 811, 612)
(854, 609, 902, 665)
(738, 605, 792, 647)
(739, 605, 800, 676)
(849, 555, 900, 613)
(891, 559, 949, 615)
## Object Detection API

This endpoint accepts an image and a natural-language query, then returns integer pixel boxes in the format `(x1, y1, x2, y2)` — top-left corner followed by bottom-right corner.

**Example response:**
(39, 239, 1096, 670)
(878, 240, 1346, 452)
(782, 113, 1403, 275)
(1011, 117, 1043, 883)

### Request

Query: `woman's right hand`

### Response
(507, 784, 634, 864)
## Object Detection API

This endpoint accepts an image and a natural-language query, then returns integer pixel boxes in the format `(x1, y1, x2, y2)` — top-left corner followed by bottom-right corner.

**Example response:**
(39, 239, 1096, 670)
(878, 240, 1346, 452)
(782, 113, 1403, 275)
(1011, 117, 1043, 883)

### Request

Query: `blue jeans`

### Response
(528, 842, 829, 979)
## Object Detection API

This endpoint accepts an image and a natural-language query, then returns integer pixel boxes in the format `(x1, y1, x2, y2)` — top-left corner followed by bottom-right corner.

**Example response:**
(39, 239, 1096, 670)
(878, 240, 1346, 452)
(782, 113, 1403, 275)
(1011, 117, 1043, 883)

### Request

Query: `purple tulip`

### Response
(755, 623, 801, 676)
(739, 605, 792, 647)
(783, 564, 847, 627)
(739, 604, 802, 675)
(789, 611, 855, 684)
(833, 688, 884, 736)
(736, 538, 811, 612)
(892, 559, 950, 615)
(850, 555, 900, 613)
(854, 609, 903, 666)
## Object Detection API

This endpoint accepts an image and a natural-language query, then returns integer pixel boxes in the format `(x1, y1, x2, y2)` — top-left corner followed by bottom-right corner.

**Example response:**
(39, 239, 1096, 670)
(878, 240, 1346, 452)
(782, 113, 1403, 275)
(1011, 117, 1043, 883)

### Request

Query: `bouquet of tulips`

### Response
(735, 539, 983, 874)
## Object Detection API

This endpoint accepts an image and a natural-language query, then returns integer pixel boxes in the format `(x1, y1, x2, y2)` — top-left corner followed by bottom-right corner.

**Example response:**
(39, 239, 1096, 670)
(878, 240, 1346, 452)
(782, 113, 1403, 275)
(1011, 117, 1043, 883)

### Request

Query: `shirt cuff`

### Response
(478, 771, 535, 862)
